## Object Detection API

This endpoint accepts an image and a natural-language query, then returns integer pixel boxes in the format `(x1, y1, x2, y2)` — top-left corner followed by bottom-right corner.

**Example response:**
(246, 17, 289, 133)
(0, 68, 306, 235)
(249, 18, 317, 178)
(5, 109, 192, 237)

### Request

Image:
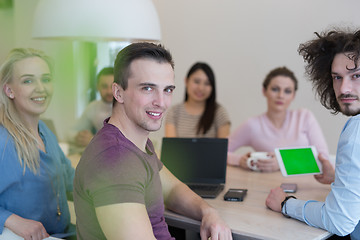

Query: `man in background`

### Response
(67, 67, 113, 151)
(266, 29, 360, 239)
(73, 42, 232, 239)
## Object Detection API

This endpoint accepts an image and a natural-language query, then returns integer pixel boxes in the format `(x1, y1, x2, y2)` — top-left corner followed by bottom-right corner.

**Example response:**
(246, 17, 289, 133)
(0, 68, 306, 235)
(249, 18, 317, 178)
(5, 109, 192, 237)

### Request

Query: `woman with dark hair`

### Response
(228, 66, 329, 172)
(165, 62, 230, 138)
(0, 48, 75, 239)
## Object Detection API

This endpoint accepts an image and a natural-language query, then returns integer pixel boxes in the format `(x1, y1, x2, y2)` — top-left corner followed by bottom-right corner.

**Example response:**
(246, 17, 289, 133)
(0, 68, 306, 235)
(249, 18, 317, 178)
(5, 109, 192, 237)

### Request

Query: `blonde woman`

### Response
(0, 48, 75, 240)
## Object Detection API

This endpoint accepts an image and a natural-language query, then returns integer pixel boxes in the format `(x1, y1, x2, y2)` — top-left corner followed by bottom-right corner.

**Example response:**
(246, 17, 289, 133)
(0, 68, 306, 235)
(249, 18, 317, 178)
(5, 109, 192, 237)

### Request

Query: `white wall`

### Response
(150, 0, 360, 154)
(1, 0, 359, 153)
(0, 5, 14, 63)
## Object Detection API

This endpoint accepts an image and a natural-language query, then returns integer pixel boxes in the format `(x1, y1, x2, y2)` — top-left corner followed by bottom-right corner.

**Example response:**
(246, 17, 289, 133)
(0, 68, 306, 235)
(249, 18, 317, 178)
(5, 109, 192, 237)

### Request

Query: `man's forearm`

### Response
(164, 182, 210, 221)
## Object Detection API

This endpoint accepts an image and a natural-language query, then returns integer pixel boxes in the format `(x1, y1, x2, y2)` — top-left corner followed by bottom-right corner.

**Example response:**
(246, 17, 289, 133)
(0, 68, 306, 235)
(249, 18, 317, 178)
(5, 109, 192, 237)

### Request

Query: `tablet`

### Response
(275, 146, 322, 177)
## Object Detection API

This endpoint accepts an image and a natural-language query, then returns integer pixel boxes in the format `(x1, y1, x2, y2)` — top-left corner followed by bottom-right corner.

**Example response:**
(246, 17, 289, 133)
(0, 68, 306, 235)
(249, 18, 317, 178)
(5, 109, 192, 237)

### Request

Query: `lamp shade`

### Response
(32, 0, 161, 42)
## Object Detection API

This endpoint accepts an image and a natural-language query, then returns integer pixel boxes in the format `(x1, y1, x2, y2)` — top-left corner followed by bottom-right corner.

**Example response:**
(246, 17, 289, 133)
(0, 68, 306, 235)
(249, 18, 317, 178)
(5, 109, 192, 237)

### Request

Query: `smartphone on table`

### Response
(224, 188, 247, 201)
(280, 183, 297, 193)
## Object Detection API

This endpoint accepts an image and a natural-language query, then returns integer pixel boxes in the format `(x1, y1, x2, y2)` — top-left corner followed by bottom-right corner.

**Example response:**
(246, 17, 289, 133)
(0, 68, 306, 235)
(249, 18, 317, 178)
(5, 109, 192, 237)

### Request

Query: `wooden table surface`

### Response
(165, 165, 333, 240)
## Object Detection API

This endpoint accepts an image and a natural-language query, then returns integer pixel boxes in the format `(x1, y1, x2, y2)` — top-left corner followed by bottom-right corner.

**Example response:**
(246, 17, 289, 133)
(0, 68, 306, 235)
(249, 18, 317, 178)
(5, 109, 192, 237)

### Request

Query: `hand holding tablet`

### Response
(275, 146, 322, 177)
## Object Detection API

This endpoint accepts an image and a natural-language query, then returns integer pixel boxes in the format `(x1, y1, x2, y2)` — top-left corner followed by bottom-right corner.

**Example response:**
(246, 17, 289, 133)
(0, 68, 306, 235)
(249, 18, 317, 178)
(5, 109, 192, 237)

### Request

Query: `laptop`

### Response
(160, 137, 228, 198)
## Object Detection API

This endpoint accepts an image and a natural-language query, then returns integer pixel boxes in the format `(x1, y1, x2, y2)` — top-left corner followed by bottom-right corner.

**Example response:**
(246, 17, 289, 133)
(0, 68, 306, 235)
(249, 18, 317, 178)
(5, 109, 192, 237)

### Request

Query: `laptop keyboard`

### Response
(188, 184, 223, 198)
(189, 184, 218, 191)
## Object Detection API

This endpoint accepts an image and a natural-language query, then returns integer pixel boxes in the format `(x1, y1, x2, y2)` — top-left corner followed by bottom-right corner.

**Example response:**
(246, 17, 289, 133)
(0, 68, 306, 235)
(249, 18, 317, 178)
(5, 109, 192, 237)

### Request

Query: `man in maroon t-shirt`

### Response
(74, 42, 232, 240)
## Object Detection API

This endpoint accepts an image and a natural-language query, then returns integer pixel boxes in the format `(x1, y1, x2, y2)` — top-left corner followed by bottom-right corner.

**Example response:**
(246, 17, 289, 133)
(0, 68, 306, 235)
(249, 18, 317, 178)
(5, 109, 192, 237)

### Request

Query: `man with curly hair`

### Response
(266, 29, 360, 239)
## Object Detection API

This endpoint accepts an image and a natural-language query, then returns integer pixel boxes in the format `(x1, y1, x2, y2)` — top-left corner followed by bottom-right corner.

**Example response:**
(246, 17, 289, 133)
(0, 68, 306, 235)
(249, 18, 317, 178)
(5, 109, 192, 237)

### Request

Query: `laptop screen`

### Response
(160, 138, 228, 185)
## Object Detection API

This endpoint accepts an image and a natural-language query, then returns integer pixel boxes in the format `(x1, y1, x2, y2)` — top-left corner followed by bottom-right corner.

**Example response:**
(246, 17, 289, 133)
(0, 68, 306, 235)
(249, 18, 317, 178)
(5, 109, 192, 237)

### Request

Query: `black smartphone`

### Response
(280, 183, 297, 193)
(223, 188, 247, 201)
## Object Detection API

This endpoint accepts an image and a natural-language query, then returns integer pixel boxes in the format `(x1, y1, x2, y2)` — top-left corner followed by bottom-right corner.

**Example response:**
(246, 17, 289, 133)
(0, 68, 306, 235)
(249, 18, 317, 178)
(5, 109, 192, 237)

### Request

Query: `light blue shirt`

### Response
(285, 114, 360, 239)
(0, 121, 75, 236)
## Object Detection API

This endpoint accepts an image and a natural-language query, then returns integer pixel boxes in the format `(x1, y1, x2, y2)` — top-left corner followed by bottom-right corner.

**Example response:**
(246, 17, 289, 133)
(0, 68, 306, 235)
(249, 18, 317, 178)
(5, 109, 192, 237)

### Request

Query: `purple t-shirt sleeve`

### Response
(88, 146, 160, 207)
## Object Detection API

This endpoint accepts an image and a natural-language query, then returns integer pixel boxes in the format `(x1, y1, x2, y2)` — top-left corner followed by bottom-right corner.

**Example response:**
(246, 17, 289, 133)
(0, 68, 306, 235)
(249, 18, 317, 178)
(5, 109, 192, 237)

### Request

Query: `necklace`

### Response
(43, 162, 62, 220)
(48, 173, 62, 219)
(38, 130, 61, 219)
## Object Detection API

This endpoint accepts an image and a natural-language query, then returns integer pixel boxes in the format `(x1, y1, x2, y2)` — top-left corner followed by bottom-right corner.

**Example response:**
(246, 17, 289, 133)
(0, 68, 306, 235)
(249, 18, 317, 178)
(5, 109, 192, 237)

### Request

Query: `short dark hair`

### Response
(97, 67, 114, 85)
(114, 42, 174, 90)
(262, 66, 298, 91)
(298, 29, 360, 114)
(184, 62, 217, 135)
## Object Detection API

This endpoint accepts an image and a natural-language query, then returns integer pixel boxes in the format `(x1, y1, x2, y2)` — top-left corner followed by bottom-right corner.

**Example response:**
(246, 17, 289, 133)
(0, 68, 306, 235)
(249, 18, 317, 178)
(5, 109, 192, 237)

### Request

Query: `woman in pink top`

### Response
(228, 67, 329, 172)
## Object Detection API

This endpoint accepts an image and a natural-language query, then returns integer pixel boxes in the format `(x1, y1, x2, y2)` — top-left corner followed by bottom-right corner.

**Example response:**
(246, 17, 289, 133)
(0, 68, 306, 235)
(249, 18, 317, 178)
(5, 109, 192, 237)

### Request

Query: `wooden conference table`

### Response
(164, 165, 333, 240)
(68, 153, 332, 240)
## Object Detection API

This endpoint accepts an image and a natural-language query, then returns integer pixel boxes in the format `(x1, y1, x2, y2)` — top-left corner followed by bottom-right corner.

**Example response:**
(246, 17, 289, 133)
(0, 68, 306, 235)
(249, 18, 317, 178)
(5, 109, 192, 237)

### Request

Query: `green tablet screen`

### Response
(279, 148, 321, 175)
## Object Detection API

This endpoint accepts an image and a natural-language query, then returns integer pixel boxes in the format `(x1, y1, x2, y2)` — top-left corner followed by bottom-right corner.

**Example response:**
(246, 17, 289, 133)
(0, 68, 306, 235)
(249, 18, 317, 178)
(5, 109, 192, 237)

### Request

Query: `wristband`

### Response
(281, 195, 296, 218)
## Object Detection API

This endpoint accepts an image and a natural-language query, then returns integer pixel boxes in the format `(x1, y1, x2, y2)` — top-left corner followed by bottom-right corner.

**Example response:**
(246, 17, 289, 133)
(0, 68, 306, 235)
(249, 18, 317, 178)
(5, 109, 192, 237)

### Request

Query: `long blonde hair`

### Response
(0, 48, 53, 174)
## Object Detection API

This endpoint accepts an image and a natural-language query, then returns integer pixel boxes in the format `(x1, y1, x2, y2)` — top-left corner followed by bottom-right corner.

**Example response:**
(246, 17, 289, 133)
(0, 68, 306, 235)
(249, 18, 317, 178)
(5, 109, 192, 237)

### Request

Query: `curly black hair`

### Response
(298, 29, 360, 114)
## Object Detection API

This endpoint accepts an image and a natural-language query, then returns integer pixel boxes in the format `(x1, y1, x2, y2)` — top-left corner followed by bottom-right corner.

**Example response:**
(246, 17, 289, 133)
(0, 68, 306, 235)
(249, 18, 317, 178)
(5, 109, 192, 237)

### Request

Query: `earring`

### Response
(9, 93, 14, 99)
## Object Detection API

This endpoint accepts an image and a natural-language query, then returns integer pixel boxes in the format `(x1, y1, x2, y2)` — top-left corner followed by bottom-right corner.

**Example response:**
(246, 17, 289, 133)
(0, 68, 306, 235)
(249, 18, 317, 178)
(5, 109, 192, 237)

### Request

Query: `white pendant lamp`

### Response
(32, 0, 161, 42)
